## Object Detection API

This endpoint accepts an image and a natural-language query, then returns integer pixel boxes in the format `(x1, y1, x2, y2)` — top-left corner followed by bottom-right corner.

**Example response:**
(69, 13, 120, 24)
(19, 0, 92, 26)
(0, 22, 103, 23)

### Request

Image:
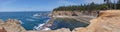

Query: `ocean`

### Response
(0, 11, 89, 31)
(0, 11, 51, 30)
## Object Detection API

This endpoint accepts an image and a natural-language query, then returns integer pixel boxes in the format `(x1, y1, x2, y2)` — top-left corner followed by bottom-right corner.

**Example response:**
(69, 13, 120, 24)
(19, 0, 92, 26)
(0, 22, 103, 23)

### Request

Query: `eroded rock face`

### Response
(0, 19, 26, 32)
(0, 27, 7, 32)
(53, 11, 81, 16)
(73, 10, 120, 32)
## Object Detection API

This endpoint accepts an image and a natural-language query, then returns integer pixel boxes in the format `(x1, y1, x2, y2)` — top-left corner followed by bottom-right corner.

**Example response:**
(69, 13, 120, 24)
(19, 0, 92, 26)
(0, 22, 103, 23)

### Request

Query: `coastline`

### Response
(0, 19, 26, 32)
(1, 10, 120, 32)
(38, 11, 96, 31)
(0, 10, 97, 32)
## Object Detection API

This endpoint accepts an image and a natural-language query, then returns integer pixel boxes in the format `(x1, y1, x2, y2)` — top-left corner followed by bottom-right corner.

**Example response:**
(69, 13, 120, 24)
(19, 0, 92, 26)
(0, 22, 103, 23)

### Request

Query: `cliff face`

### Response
(52, 11, 81, 16)
(52, 11, 98, 17)
(72, 10, 120, 32)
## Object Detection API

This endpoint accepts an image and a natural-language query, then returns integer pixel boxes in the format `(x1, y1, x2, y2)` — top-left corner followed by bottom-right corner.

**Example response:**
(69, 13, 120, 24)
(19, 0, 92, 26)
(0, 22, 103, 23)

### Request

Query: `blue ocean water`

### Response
(0, 11, 51, 30)
(50, 18, 89, 31)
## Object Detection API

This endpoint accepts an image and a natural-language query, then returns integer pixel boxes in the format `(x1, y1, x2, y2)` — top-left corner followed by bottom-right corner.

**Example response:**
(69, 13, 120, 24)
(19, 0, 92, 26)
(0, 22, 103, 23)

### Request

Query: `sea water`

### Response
(0, 11, 51, 30)
(0, 11, 89, 31)
(50, 18, 89, 31)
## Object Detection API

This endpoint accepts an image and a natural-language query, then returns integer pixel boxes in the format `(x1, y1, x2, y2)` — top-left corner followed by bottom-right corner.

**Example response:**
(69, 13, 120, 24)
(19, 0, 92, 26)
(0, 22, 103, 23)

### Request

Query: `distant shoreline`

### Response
(0, 11, 51, 12)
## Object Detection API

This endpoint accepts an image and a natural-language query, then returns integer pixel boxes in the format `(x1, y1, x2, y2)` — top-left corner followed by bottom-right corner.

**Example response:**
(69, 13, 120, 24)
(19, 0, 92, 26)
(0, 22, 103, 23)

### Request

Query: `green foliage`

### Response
(53, 0, 120, 11)
(117, 0, 120, 9)
(53, 2, 108, 11)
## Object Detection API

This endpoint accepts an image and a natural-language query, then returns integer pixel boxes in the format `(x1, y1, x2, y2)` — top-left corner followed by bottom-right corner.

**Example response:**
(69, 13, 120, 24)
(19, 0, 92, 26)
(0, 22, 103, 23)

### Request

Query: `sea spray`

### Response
(34, 19, 51, 30)
(34, 23, 45, 30)
(19, 20, 24, 24)
(26, 19, 35, 21)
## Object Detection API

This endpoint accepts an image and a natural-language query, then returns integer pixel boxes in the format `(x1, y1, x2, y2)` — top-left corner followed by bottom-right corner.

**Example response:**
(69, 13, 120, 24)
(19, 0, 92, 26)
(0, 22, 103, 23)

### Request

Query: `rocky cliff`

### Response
(72, 10, 120, 32)
(52, 11, 81, 16)
(41, 10, 120, 32)
(0, 19, 26, 32)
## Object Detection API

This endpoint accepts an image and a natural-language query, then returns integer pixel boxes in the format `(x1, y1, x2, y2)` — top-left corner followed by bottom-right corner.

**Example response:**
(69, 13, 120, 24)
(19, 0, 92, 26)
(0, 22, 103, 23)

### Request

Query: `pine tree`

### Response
(117, 0, 120, 9)
(104, 0, 111, 9)
(117, 0, 120, 4)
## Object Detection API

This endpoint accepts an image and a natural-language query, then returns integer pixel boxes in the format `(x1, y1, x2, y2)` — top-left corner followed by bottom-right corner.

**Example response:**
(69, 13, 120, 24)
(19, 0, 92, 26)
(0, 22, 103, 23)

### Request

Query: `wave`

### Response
(33, 13, 41, 17)
(26, 19, 35, 21)
(18, 20, 24, 24)
(34, 23, 45, 30)
(34, 19, 51, 30)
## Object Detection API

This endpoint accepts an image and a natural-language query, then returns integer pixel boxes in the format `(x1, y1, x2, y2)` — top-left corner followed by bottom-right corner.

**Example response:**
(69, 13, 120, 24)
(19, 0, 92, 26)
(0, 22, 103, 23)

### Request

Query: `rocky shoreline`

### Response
(0, 19, 26, 32)
(0, 10, 120, 32)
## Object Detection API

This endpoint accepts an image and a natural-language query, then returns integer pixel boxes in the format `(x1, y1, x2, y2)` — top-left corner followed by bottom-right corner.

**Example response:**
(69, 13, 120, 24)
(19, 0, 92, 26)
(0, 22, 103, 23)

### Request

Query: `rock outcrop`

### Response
(53, 11, 81, 16)
(0, 19, 26, 32)
(0, 27, 7, 32)
(72, 10, 120, 32)
(39, 28, 71, 32)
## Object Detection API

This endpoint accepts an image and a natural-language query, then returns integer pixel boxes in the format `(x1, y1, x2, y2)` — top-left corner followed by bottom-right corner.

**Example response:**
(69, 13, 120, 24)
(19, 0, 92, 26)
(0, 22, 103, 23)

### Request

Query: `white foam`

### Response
(19, 20, 24, 24)
(26, 19, 35, 21)
(34, 23, 45, 30)
(34, 19, 51, 30)
(42, 28, 51, 30)
(46, 19, 50, 23)
(33, 13, 41, 17)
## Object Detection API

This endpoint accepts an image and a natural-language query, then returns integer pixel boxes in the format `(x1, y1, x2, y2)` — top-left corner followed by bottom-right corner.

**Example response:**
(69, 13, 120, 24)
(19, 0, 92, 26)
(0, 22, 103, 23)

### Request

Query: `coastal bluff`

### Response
(39, 10, 120, 32)
(0, 10, 120, 32)
(72, 10, 120, 32)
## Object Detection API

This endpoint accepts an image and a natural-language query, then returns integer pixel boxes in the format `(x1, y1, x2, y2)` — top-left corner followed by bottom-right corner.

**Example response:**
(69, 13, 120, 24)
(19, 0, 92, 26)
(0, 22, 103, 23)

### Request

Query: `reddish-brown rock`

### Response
(0, 27, 7, 32)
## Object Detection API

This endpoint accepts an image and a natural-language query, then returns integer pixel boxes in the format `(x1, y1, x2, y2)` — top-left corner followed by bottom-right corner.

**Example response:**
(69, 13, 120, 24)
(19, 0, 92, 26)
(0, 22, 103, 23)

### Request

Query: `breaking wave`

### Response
(34, 19, 51, 30)
(19, 20, 24, 24)
(26, 19, 35, 21)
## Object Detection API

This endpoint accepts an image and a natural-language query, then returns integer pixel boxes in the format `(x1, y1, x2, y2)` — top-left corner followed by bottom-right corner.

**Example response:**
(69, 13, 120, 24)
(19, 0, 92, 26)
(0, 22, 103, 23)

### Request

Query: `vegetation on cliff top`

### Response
(53, 0, 120, 11)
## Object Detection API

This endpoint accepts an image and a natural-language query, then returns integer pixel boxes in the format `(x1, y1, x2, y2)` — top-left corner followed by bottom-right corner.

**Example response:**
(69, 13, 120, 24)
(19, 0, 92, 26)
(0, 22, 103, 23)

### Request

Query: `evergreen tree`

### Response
(117, 0, 120, 4)
(53, 0, 120, 11)
(117, 0, 120, 9)
(104, 0, 112, 9)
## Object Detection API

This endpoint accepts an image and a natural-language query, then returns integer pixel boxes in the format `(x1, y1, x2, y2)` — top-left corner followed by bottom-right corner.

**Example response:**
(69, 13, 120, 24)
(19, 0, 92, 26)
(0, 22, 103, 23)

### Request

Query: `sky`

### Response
(0, 0, 118, 12)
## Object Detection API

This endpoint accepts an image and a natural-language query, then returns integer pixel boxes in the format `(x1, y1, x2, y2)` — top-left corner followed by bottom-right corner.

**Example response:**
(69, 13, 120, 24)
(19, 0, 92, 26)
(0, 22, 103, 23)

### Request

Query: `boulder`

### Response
(0, 27, 7, 32)
(0, 19, 26, 32)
